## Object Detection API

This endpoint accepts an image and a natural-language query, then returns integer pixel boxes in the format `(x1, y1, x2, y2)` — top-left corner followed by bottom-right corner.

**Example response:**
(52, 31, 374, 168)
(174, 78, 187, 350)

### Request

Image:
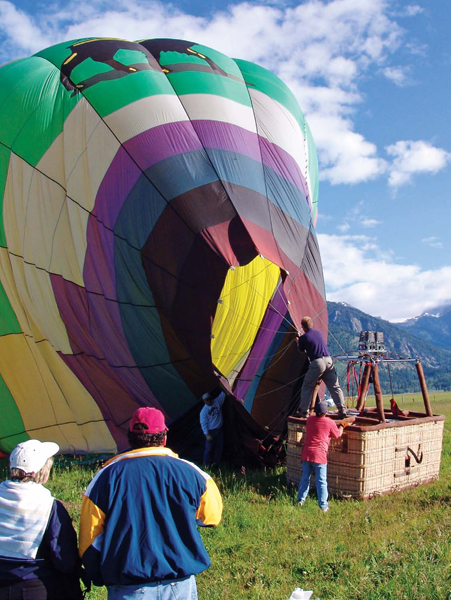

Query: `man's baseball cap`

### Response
(202, 393, 211, 401)
(10, 440, 59, 474)
(129, 407, 168, 434)
(315, 401, 329, 416)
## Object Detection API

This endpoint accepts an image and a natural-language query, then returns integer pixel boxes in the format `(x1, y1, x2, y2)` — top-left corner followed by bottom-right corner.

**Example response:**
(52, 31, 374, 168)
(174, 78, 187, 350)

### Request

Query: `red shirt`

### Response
(301, 415, 341, 464)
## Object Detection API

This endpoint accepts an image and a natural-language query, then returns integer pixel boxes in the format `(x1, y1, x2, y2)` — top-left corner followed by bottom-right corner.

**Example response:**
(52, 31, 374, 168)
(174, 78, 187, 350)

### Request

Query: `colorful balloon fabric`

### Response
(0, 38, 326, 454)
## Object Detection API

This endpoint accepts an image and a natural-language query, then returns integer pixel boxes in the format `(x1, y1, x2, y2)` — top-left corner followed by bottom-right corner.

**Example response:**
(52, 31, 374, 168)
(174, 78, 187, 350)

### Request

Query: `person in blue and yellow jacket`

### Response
(79, 407, 223, 600)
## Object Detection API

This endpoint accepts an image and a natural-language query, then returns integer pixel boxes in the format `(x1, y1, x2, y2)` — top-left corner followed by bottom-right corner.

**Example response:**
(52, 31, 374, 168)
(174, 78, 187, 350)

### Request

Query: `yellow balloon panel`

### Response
(211, 256, 281, 378)
(0, 334, 116, 453)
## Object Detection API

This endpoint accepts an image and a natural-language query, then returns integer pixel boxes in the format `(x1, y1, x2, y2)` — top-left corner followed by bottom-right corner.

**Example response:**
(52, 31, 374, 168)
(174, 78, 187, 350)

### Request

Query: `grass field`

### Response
(2, 392, 450, 599)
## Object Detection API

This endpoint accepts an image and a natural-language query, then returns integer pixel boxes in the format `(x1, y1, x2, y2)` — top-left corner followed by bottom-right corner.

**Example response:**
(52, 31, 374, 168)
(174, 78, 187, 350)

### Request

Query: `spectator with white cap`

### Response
(0, 439, 83, 599)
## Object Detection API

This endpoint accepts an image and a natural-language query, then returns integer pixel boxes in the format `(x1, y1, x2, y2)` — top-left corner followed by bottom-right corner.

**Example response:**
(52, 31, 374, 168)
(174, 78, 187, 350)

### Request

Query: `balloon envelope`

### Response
(0, 38, 326, 454)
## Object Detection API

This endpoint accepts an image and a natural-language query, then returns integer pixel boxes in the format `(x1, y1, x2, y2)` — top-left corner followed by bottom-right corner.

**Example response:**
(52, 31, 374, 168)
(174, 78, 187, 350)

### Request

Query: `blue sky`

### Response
(0, 0, 450, 322)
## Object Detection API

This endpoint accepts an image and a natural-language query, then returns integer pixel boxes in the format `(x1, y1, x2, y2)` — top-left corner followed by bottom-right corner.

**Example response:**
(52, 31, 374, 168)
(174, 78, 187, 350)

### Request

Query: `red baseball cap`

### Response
(129, 407, 168, 434)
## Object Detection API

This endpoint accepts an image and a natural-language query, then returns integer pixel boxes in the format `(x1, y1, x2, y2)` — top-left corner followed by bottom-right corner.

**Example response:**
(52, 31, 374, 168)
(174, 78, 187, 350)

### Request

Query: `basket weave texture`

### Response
(286, 417, 444, 499)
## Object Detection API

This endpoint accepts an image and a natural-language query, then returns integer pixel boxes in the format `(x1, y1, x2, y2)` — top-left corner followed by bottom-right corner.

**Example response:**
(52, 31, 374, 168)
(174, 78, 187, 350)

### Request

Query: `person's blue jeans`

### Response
(203, 427, 223, 466)
(297, 461, 329, 510)
(107, 575, 197, 599)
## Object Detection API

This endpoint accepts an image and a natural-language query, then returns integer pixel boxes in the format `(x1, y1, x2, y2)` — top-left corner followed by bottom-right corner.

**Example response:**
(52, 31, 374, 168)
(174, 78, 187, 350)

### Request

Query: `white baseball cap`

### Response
(10, 440, 59, 474)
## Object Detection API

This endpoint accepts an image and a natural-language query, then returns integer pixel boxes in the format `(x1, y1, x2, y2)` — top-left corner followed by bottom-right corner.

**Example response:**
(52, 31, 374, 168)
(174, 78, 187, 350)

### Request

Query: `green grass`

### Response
(1, 393, 450, 599)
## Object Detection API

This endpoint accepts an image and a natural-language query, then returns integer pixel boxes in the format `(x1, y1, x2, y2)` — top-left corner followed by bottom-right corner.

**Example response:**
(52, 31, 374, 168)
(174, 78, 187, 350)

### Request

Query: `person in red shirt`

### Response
(297, 401, 353, 511)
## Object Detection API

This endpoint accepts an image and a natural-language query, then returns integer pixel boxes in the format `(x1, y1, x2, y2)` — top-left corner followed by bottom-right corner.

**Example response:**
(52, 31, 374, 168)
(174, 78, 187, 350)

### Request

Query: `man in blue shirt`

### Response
(200, 389, 226, 467)
(80, 407, 222, 599)
(296, 316, 347, 418)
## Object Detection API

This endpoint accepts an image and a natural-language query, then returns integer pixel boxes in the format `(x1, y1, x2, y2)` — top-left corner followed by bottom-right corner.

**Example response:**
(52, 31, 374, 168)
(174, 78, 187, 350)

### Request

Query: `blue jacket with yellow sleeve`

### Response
(79, 447, 222, 587)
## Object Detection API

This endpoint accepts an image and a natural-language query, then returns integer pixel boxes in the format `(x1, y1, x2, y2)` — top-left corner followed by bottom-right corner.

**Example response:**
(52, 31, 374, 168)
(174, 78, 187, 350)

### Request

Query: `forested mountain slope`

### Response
(327, 301, 451, 393)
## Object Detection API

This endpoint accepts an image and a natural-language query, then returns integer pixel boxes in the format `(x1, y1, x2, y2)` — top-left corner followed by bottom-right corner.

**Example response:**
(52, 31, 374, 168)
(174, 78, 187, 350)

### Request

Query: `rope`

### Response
(346, 361, 359, 408)
(387, 362, 395, 397)
(213, 330, 296, 368)
(256, 378, 304, 445)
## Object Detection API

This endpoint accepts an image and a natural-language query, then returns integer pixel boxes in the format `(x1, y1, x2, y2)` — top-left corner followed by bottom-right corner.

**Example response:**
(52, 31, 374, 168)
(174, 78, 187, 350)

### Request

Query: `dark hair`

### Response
(314, 401, 328, 417)
(127, 429, 166, 449)
(209, 387, 223, 400)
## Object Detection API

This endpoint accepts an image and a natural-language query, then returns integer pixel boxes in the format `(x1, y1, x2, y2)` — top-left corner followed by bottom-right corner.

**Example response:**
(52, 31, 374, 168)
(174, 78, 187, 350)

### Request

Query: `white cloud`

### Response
(319, 233, 451, 321)
(0, 0, 422, 188)
(338, 222, 351, 233)
(396, 5, 424, 18)
(360, 218, 381, 228)
(308, 113, 388, 184)
(386, 140, 451, 187)
(0, 1, 50, 54)
(382, 65, 410, 86)
(334, 202, 382, 233)
(422, 237, 444, 249)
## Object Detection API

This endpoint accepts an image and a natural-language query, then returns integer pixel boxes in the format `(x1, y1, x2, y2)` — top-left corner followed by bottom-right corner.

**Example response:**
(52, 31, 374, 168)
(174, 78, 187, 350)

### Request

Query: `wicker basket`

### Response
(287, 416, 444, 499)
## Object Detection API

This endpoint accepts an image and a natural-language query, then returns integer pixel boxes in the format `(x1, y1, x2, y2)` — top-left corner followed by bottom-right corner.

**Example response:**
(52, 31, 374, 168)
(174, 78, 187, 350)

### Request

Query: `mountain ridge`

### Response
(326, 301, 451, 393)
(397, 302, 451, 351)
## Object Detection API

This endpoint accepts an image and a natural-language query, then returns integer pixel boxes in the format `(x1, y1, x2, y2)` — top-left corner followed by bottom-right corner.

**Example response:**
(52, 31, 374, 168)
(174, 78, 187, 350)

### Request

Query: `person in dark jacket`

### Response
(296, 316, 347, 417)
(200, 389, 226, 466)
(0, 440, 83, 600)
(80, 406, 223, 599)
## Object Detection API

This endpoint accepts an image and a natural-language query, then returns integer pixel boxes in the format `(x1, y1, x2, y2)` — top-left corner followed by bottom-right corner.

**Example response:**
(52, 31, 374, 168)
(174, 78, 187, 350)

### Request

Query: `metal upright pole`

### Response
(355, 362, 371, 411)
(415, 360, 433, 416)
(371, 363, 386, 423)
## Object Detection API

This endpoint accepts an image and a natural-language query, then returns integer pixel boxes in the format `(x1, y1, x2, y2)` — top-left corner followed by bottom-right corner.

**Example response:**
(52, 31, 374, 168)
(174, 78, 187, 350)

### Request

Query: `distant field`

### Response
(347, 389, 450, 411)
(1, 392, 449, 599)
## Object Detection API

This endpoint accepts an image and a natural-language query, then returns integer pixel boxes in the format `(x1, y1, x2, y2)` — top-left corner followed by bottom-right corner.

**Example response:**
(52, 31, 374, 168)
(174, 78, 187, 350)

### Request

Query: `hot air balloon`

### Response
(0, 37, 326, 457)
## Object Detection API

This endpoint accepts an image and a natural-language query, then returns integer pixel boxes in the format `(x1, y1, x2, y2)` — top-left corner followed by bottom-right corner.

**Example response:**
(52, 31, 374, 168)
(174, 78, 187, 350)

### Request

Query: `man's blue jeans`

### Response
(203, 427, 223, 466)
(297, 461, 329, 510)
(107, 575, 197, 599)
